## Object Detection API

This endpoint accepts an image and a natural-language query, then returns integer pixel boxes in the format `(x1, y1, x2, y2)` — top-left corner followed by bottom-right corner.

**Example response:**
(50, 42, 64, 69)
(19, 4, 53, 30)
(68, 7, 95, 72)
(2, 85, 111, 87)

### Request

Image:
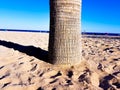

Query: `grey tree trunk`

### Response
(49, 0, 82, 65)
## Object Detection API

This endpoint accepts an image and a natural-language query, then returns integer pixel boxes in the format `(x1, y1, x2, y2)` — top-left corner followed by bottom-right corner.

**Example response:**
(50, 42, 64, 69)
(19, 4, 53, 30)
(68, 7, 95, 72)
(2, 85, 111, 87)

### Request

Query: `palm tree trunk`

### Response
(49, 0, 82, 65)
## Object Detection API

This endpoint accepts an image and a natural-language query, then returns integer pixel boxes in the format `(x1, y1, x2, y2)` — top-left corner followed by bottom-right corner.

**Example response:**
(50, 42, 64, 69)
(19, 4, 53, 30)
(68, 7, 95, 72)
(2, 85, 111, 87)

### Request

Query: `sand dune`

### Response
(0, 31, 120, 90)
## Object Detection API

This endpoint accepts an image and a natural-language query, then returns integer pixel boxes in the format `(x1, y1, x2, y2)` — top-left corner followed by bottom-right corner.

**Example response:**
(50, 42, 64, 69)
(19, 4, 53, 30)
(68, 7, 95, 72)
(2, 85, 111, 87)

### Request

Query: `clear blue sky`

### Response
(0, 0, 120, 33)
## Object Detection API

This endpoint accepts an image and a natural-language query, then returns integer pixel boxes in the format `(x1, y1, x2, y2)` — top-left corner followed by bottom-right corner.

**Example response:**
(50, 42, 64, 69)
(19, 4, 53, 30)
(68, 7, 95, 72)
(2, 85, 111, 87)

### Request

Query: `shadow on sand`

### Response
(0, 40, 49, 63)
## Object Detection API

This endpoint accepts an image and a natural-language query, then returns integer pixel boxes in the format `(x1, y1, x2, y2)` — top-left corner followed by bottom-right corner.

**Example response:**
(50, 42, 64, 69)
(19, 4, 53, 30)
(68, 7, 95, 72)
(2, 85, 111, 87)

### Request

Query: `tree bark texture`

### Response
(49, 0, 82, 65)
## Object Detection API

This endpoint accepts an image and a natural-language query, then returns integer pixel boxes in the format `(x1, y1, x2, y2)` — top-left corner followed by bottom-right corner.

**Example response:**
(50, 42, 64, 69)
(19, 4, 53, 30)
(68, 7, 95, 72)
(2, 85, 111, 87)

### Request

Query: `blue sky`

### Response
(0, 0, 120, 33)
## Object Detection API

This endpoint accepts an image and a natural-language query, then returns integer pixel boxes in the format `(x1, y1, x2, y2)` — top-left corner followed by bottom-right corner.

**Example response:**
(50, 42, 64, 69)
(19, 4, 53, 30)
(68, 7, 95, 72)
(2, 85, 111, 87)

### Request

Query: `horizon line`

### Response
(0, 29, 120, 35)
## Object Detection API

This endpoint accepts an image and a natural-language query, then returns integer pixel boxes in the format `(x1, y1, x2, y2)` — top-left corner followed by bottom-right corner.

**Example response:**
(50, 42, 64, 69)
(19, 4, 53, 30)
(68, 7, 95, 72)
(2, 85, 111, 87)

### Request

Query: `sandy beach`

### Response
(0, 31, 120, 90)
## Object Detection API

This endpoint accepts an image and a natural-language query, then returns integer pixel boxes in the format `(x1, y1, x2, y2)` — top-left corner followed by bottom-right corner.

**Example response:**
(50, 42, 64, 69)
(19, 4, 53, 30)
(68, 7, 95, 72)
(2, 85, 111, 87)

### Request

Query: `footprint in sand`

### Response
(0, 66, 4, 70)
(78, 69, 91, 84)
(38, 71, 44, 77)
(113, 58, 119, 61)
(50, 71, 62, 78)
(103, 48, 114, 53)
(66, 80, 73, 86)
(30, 64, 37, 71)
(1, 82, 11, 88)
(37, 87, 44, 90)
(49, 78, 58, 84)
(67, 70, 73, 78)
(29, 59, 35, 62)
(18, 57, 23, 60)
(19, 62, 24, 65)
(99, 73, 120, 90)
(0, 73, 10, 80)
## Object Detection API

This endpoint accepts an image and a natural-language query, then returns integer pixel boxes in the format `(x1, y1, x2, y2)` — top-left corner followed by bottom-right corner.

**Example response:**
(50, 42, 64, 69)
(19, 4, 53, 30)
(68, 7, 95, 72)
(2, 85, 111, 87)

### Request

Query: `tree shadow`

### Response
(0, 40, 49, 63)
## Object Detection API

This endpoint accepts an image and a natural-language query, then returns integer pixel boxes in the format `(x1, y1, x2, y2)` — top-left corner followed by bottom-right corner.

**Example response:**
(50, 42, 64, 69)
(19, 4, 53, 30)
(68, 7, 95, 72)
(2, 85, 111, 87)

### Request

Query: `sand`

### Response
(0, 31, 120, 90)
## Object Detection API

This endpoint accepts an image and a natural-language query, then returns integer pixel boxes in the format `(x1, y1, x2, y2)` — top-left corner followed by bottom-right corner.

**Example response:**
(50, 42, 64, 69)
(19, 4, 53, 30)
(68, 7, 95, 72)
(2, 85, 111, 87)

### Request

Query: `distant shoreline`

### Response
(0, 29, 49, 33)
(0, 29, 120, 37)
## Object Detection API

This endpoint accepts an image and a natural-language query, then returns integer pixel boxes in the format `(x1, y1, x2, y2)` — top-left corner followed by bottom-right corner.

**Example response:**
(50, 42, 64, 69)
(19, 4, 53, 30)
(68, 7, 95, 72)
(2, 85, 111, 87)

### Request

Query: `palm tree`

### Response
(48, 0, 82, 65)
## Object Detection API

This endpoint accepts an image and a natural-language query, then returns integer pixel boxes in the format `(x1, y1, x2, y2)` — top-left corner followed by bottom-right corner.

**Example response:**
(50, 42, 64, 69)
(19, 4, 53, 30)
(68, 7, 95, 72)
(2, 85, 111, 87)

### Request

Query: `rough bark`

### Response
(49, 0, 82, 65)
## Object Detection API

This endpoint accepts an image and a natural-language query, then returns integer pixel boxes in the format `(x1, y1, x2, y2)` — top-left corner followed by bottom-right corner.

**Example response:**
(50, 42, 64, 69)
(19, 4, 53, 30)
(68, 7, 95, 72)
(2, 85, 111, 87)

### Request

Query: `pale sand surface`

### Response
(0, 31, 120, 90)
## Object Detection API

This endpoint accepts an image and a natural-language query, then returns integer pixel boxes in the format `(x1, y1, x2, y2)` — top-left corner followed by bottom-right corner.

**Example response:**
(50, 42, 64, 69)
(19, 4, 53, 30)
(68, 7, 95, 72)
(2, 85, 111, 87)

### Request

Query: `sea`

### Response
(0, 29, 120, 36)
